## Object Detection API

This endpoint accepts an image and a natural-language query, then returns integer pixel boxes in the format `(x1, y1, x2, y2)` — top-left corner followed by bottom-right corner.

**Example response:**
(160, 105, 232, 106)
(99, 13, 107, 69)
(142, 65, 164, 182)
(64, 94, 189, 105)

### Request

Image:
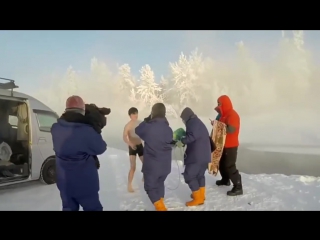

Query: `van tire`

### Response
(40, 157, 56, 185)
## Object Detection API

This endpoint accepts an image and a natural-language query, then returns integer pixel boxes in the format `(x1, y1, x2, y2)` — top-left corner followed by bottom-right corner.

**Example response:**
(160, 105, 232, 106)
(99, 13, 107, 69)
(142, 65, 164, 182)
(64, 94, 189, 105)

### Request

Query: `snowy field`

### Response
(0, 148, 320, 210)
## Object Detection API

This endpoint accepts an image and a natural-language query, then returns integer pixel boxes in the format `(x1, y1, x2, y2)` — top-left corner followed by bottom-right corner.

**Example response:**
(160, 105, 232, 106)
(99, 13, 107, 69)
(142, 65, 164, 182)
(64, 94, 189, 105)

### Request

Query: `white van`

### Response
(0, 78, 57, 186)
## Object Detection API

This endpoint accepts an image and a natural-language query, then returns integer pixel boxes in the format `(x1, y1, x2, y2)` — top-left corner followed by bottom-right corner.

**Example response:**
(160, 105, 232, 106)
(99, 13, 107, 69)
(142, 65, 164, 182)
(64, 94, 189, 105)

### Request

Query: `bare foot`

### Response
(127, 185, 134, 193)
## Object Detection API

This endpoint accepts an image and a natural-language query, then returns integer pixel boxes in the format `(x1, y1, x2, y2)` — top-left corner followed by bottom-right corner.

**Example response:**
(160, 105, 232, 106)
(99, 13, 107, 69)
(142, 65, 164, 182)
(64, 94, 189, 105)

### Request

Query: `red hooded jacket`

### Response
(216, 95, 240, 148)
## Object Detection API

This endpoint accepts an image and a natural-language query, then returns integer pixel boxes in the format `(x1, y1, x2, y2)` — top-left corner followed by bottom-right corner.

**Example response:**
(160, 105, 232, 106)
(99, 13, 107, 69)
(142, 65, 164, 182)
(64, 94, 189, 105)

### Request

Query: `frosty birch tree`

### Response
(158, 75, 180, 118)
(159, 76, 169, 100)
(117, 64, 136, 97)
(137, 64, 162, 107)
(114, 63, 142, 112)
(169, 49, 205, 111)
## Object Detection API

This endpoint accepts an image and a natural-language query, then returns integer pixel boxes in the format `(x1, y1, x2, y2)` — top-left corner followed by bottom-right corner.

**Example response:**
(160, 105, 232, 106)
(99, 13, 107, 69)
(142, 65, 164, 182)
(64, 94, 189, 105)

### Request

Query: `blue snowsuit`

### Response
(51, 119, 107, 211)
(135, 117, 173, 204)
(180, 108, 211, 191)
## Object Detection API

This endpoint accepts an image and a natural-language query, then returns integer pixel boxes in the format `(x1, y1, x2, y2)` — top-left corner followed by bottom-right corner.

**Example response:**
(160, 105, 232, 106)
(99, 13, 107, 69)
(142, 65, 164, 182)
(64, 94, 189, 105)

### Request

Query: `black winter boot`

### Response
(227, 175, 243, 196)
(216, 179, 231, 186)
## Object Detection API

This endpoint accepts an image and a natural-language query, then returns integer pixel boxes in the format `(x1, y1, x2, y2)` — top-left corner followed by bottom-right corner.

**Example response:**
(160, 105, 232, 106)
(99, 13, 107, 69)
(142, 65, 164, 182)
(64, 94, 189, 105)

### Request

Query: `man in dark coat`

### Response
(59, 103, 109, 169)
(180, 107, 211, 206)
(51, 95, 107, 211)
(135, 103, 173, 211)
(214, 95, 242, 196)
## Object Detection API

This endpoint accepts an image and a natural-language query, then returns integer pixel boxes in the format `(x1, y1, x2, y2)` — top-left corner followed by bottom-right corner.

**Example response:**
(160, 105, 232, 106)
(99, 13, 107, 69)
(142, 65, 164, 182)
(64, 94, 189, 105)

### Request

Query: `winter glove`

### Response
(144, 114, 152, 122)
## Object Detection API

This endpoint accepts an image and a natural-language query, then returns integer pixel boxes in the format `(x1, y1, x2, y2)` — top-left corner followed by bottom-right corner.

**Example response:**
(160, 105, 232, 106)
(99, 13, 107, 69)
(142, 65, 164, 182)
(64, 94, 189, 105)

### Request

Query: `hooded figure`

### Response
(51, 95, 107, 211)
(135, 103, 173, 211)
(180, 107, 211, 206)
(215, 95, 242, 196)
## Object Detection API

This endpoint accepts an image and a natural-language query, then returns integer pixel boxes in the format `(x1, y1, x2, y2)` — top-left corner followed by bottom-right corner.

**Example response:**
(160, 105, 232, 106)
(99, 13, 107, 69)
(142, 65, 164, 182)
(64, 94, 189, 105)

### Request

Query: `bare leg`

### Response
(128, 155, 136, 192)
(139, 156, 144, 182)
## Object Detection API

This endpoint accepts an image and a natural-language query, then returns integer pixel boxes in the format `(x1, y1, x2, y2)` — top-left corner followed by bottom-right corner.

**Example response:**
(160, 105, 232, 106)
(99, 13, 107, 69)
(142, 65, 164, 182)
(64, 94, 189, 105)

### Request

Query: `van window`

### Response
(8, 115, 18, 127)
(34, 110, 58, 132)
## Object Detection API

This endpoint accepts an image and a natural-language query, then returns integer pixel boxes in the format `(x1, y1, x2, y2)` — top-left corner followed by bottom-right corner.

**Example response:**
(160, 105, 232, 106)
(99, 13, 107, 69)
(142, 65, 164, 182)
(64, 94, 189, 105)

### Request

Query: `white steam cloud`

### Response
(33, 30, 320, 153)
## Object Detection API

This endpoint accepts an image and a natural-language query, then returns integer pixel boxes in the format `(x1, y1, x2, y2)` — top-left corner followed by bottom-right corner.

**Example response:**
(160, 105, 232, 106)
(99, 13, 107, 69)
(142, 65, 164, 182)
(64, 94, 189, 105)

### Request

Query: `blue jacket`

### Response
(180, 108, 211, 165)
(135, 117, 173, 174)
(51, 119, 107, 197)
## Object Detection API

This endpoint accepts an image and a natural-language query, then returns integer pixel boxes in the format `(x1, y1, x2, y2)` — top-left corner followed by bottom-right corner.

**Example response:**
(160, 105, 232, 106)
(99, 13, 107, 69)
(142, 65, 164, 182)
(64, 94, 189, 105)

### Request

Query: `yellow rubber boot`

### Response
(200, 187, 206, 200)
(160, 198, 167, 210)
(190, 187, 206, 200)
(154, 199, 167, 211)
(186, 190, 204, 206)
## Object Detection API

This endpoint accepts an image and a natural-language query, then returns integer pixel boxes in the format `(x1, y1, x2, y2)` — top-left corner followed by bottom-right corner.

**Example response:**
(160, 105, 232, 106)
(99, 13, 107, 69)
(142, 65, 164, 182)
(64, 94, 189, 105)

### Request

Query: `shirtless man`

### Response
(123, 107, 144, 192)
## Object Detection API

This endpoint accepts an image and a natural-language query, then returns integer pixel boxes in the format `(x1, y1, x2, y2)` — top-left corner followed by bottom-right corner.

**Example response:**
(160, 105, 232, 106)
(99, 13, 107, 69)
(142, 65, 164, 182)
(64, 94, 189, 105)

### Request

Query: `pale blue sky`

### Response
(0, 30, 319, 94)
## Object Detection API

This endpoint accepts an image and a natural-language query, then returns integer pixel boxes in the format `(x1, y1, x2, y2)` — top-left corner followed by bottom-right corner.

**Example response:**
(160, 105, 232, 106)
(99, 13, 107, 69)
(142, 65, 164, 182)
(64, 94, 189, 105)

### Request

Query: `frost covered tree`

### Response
(158, 75, 180, 118)
(158, 76, 169, 100)
(168, 49, 206, 113)
(113, 63, 144, 112)
(136, 64, 162, 107)
(128, 88, 139, 104)
(116, 64, 136, 98)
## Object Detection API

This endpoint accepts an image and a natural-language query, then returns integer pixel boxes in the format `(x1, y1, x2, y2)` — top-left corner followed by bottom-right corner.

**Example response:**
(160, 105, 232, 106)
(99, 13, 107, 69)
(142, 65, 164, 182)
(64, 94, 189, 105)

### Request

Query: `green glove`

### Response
(173, 128, 186, 141)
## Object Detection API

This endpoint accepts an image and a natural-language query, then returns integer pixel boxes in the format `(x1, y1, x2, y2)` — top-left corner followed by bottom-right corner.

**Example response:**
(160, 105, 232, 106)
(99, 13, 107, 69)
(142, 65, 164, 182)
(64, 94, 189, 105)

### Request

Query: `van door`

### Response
(32, 110, 58, 165)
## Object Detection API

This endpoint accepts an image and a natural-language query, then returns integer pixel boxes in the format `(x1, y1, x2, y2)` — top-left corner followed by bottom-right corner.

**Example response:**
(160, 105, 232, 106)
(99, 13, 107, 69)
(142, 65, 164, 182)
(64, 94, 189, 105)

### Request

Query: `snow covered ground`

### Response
(0, 147, 320, 211)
